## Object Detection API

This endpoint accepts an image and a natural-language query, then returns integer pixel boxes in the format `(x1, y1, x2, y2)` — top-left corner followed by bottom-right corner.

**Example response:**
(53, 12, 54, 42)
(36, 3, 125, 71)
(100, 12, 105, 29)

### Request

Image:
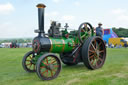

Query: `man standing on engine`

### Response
(96, 23, 104, 38)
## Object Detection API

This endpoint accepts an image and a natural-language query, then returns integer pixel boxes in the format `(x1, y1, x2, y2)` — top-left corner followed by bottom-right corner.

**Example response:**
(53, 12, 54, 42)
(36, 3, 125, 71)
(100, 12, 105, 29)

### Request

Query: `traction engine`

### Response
(22, 3, 106, 80)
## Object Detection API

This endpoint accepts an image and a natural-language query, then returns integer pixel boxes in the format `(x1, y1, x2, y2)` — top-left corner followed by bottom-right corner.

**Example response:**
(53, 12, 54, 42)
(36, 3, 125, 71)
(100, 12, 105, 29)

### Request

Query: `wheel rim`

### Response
(88, 37, 106, 69)
(78, 22, 94, 43)
(24, 52, 36, 72)
(39, 55, 61, 80)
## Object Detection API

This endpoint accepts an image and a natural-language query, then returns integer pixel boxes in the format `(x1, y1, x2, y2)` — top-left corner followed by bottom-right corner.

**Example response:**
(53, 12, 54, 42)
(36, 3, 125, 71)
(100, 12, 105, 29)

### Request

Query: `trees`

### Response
(112, 27, 128, 37)
(0, 38, 32, 44)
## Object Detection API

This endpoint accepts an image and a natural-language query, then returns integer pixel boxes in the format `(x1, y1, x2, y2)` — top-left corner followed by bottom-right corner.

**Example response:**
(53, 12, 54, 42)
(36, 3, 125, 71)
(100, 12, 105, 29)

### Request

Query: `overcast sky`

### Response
(0, 0, 128, 38)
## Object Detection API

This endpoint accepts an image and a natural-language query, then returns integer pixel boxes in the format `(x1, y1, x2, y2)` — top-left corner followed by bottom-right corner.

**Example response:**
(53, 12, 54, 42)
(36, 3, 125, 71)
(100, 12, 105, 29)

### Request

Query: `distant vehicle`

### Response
(108, 38, 128, 47)
(0, 44, 4, 48)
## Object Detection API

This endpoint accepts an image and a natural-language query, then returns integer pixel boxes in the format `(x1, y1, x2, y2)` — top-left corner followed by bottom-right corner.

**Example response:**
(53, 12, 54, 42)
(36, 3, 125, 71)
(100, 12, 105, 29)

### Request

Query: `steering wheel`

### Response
(78, 22, 94, 44)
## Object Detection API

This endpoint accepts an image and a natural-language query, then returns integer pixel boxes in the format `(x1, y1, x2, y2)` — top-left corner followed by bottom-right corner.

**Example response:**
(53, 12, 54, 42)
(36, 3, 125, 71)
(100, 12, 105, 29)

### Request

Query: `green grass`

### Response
(0, 48, 128, 85)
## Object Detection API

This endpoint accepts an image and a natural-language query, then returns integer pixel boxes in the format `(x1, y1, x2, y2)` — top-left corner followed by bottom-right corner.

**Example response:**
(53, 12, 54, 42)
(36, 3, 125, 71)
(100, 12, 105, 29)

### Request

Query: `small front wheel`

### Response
(36, 53, 61, 80)
(22, 51, 36, 72)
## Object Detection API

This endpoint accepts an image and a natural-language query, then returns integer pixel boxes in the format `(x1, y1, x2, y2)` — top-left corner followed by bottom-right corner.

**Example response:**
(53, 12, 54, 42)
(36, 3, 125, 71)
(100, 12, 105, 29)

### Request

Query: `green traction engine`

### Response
(22, 3, 106, 80)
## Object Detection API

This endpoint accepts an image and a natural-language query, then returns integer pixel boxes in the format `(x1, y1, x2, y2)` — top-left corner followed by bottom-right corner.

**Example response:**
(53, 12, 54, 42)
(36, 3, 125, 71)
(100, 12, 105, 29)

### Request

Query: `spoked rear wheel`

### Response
(36, 53, 61, 80)
(22, 51, 36, 72)
(82, 36, 106, 70)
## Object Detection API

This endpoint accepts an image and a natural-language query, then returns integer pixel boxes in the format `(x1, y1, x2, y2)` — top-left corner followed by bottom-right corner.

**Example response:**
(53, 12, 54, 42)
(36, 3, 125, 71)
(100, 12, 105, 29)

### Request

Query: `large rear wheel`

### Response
(82, 36, 106, 69)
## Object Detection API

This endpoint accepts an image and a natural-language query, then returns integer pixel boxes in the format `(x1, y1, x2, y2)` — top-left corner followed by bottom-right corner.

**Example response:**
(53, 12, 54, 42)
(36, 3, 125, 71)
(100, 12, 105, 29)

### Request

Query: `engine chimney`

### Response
(36, 3, 46, 36)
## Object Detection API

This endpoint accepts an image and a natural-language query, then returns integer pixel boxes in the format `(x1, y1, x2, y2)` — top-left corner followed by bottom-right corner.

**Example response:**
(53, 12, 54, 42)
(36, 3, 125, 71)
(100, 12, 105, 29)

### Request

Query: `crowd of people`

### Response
(0, 42, 32, 48)
(108, 43, 128, 48)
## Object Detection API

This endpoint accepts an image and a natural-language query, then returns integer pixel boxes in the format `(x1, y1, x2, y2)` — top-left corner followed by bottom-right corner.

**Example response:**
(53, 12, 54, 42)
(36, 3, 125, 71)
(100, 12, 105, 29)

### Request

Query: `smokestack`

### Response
(36, 3, 46, 36)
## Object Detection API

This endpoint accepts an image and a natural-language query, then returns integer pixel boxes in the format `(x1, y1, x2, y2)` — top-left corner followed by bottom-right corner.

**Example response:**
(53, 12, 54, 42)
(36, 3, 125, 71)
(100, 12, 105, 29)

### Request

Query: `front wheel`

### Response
(36, 53, 61, 80)
(22, 51, 36, 72)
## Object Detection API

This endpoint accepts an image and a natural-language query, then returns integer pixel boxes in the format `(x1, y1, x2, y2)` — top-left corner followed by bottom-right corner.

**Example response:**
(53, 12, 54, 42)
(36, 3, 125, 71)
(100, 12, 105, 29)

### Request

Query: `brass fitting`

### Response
(36, 3, 46, 8)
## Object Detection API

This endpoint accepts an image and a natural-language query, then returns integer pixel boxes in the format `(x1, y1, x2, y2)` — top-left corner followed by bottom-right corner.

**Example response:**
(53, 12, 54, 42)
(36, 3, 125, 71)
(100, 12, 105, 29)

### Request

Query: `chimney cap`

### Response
(37, 3, 46, 8)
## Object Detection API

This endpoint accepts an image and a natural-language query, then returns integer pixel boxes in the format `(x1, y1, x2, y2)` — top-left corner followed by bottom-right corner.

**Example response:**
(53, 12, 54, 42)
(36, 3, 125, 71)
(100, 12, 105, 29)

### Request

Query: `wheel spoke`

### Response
(29, 63, 32, 68)
(33, 64, 35, 70)
(89, 52, 94, 56)
(54, 65, 59, 68)
(26, 60, 31, 62)
(98, 57, 103, 62)
(95, 60, 98, 67)
(94, 40, 97, 47)
(99, 42, 102, 46)
(81, 34, 85, 39)
(41, 70, 48, 75)
(89, 50, 95, 53)
(40, 66, 45, 69)
(81, 28, 85, 32)
(96, 42, 98, 50)
(99, 53, 103, 58)
(99, 50, 104, 53)
(51, 60, 56, 64)
(29, 56, 33, 59)
(52, 69, 57, 72)
(91, 43, 96, 51)
(42, 61, 48, 66)
(26, 63, 32, 66)
(46, 57, 48, 64)
(96, 59, 102, 67)
(89, 54, 95, 59)
(46, 70, 48, 77)
(91, 59, 95, 65)
(50, 70, 53, 77)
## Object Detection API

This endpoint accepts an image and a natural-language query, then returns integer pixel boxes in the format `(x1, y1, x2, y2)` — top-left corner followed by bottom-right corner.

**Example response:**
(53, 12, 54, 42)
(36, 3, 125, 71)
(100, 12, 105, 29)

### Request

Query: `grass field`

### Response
(0, 48, 128, 85)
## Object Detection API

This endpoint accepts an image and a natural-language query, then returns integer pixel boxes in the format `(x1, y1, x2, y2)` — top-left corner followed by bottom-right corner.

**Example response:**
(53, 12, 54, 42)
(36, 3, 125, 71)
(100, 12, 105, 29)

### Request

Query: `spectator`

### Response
(119, 44, 122, 48)
(96, 23, 104, 38)
(124, 42, 127, 48)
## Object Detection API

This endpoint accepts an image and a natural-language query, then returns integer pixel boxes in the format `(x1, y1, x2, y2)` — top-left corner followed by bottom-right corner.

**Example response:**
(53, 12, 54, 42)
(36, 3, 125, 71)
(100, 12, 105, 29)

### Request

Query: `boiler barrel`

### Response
(32, 37, 75, 53)
(49, 38, 75, 53)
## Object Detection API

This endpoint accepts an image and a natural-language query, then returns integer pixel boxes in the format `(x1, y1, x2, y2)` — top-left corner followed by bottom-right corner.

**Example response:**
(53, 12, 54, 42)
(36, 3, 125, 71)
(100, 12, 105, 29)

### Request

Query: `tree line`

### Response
(0, 38, 32, 44)
(112, 27, 128, 37)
